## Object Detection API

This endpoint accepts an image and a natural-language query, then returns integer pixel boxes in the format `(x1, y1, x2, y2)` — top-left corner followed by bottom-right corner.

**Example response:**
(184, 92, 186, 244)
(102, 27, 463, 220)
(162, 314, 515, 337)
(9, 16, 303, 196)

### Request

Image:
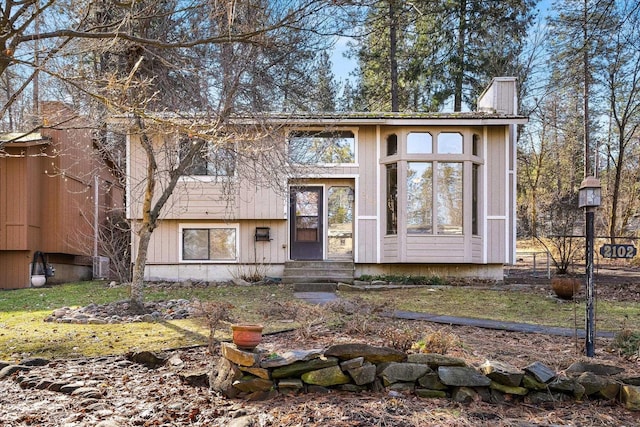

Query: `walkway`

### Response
(293, 291, 615, 339)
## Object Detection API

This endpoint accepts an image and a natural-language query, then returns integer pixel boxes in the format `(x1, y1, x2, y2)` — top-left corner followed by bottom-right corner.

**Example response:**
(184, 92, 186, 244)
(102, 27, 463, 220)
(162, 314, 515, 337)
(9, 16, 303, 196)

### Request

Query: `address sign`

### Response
(599, 244, 637, 259)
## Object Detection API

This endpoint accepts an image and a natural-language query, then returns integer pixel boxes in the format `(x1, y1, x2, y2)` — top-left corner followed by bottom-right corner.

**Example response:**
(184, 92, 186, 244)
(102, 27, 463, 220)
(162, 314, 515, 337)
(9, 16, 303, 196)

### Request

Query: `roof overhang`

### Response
(0, 132, 50, 147)
(113, 111, 528, 128)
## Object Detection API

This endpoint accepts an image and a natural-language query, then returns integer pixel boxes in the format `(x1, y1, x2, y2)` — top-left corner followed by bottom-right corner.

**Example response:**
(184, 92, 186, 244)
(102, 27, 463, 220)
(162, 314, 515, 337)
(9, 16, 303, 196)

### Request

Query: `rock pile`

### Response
(211, 342, 640, 410)
(44, 299, 195, 324)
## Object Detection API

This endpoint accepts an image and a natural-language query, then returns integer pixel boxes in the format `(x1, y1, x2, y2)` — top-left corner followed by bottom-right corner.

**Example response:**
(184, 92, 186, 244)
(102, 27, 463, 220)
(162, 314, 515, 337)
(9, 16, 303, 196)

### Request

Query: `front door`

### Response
(290, 186, 323, 260)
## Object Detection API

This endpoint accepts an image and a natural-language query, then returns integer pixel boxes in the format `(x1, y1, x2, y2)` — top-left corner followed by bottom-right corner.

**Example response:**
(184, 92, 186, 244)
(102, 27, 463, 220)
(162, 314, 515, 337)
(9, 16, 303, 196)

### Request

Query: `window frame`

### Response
(179, 223, 240, 263)
(287, 128, 358, 166)
(383, 129, 473, 237)
(178, 135, 237, 181)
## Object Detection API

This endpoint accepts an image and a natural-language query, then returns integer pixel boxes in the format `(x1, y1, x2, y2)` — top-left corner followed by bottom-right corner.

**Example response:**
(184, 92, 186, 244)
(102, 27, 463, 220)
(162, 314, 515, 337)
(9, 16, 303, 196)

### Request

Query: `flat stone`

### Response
(20, 357, 51, 367)
(565, 361, 624, 377)
(340, 357, 365, 371)
(575, 371, 611, 396)
(438, 366, 491, 387)
(324, 344, 406, 364)
(301, 365, 351, 387)
(348, 364, 377, 386)
(381, 363, 431, 385)
(127, 351, 168, 368)
(60, 382, 90, 394)
(407, 353, 466, 368)
(522, 374, 547, 391)
(271, 357, 338, 379)
(0, 361, 12, 370)
(480, 360, 524, 387)
(277, 379, 304, 390)
(526, 391, 569, 405)
(490, 381, 529, 396)
(238, 366, 270, 380)
(451, 386, 478, 404)
(260, 349, 324, 368)
(418, 372, 448, 390)
(622, 376, 640, 386)
(221, 343, 260, 367)
(547, 374, 573, 391)
(337, 384, 367, 392)
(387, 382, 415, 393)
(71, 387, 104, 399)
(523, 361, 556, 383)
(178, 371, 209, 387)
(598, 382, 620, 400)
(415, 389, 447, 398)
(307, 385, 331, 394)
(232, 377, 274, 393)
(35, 379, 55, 390)
(0, 365, 31, 379)
(621, 385, 640, 411)
(209, 357, 243, 398)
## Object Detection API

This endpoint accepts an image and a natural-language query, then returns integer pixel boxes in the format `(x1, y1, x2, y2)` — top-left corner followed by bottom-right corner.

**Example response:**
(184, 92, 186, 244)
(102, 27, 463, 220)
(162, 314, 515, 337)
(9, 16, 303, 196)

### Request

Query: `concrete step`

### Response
(283, 260, 355, 284)
(293, 283, 338, 292)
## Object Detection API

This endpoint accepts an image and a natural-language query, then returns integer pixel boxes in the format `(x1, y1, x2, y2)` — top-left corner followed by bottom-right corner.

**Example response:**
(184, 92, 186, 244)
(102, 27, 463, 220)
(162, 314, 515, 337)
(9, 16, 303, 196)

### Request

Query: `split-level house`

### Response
(0, 102, 124, 289)
(126, 77, 527, 284)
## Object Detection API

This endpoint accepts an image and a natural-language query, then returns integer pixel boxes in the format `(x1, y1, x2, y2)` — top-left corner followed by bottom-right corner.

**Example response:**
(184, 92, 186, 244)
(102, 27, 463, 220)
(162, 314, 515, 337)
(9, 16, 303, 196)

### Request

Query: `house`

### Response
(0, 103, 124, 289)
(126, 77, 527, 283)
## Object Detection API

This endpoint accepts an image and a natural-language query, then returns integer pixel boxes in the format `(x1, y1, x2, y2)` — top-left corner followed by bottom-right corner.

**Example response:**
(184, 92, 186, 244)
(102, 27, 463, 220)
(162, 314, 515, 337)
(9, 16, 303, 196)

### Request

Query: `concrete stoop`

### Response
(283, 260, 354, 285)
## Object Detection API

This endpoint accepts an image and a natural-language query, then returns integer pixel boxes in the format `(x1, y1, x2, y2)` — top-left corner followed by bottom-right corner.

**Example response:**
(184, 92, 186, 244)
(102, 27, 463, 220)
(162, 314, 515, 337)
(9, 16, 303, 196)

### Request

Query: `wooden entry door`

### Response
(290, 186, 323, 260)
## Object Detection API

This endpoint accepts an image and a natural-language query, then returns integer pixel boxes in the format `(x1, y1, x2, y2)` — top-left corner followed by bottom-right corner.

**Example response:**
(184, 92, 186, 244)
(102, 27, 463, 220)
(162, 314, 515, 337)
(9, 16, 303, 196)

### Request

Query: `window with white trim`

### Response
(383, 131, 468, 236)
(181, 225, 238, 261)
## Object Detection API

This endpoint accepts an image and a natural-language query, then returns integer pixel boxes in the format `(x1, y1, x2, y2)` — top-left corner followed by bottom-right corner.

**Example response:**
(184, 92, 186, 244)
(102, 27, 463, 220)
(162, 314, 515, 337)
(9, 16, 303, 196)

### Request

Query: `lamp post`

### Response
(579, 176, 601, 357)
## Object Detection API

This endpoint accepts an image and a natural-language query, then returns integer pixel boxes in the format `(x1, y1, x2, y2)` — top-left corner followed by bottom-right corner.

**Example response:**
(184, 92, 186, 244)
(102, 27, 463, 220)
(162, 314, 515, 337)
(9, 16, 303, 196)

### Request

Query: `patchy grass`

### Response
(343, 286, 640, 333)
(0, 281, 297, 360)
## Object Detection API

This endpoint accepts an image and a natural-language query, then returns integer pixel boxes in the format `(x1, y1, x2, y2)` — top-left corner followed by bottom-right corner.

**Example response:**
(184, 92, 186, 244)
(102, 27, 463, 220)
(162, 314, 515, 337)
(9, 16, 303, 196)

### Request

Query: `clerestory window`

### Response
(288, 130, 355, 164)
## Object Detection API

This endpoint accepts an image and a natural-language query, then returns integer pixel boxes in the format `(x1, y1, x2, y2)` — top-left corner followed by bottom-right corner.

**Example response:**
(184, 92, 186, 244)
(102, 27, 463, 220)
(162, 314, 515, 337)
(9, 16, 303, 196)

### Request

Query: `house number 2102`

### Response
(599, 244, 637, 259)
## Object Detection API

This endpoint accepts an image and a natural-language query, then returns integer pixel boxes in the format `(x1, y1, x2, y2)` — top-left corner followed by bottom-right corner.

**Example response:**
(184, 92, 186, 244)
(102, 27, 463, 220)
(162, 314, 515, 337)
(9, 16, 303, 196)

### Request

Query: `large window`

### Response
(179, 137, 236, 177)
(436, 163, 463, 234)
(181, 225, 238, 261)
(386, 163, 398, 234)
(407, 162, 433, 234)
(289, 130, 355, 164)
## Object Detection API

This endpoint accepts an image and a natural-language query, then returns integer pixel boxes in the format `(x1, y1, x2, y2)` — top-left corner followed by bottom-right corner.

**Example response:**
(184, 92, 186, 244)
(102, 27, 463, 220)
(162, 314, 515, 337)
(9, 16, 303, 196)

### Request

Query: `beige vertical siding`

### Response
(140, 219, 288, 265)
(382, 236, 399, 262)
(357, 218, 378, 263)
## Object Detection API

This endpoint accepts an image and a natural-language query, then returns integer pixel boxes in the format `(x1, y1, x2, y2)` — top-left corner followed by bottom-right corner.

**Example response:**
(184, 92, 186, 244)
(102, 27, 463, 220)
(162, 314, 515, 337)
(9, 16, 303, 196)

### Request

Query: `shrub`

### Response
(412, 328, 462, 355)
(614, 329, 640, 357)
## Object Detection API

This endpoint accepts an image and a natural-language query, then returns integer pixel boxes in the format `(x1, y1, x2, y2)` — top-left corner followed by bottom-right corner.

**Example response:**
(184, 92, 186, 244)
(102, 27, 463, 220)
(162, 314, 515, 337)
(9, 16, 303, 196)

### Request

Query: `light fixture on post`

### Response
(579, 176, 601, 357)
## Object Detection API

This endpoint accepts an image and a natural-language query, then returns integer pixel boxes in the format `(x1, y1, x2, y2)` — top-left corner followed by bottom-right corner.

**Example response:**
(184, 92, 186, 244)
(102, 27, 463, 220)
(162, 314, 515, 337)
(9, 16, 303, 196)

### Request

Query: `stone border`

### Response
(211, 342, 640, 410)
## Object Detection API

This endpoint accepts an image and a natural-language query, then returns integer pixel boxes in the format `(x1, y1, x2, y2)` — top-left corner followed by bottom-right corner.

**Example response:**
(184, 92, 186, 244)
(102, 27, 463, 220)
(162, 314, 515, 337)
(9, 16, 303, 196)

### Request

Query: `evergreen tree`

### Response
(309, 51, 339, 112)
(351, 0, 537, 112)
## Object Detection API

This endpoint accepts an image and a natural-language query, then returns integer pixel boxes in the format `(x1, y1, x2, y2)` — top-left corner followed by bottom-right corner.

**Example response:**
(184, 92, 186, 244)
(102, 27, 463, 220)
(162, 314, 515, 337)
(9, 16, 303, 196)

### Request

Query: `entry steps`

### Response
(282, 260, 354, 287)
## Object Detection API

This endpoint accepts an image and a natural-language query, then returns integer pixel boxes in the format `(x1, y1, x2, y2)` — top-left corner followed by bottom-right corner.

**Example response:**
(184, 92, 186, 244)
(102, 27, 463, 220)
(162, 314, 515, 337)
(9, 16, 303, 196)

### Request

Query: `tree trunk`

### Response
(389, 0, 399, 112)
(453, 0, 467, 112)
(130, 226, 152, 311)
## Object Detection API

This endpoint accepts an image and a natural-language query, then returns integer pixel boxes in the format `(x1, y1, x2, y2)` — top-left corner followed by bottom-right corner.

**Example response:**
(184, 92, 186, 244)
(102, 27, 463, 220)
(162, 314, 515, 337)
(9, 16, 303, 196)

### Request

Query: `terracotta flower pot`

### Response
(231, 324, 263, 350)
(551, 277, 580, 300)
